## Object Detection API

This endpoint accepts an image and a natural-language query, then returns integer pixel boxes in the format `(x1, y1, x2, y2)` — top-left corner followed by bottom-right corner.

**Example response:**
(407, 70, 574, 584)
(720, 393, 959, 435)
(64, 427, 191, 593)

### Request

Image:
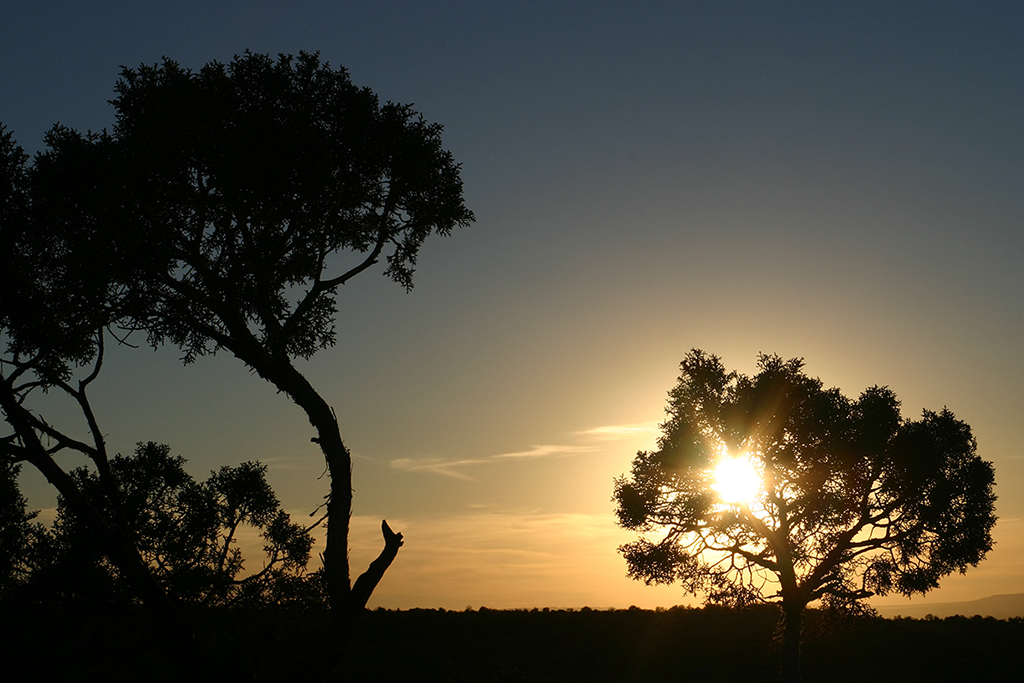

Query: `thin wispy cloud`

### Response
(390, 423, 655, 480)
(492, 444, 596, 459)
(390, 457, 489, 480)
(573, 422, 659, 440)
(391, 444, 597, 479)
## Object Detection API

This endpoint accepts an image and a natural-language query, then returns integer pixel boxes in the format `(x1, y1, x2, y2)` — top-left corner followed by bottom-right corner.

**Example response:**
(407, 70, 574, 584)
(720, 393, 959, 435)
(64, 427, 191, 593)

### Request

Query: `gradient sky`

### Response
(3, 1, 1022, 611)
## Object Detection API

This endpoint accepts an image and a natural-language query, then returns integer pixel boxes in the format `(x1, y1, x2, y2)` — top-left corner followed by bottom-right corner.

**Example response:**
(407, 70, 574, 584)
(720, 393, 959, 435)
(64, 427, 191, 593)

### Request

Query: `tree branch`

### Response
(349, 519, 403, 611)
(317, 186, 400, 291)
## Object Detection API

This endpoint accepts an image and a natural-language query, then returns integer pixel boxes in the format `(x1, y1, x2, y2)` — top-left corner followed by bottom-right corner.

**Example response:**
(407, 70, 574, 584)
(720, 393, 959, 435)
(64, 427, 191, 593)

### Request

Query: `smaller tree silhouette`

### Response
(36, 442, 315, 607)
(614, 350, 996, 683)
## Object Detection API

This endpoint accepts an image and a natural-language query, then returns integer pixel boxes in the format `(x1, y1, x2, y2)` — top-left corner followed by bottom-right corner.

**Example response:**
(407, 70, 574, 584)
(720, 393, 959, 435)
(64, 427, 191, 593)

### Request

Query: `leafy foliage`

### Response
(32, 443, 316, 607)
(2, 125, 145, 383)
(30, 51, 474, 365)
(0, 460, 47, 598)
(614, 350, 996, 608)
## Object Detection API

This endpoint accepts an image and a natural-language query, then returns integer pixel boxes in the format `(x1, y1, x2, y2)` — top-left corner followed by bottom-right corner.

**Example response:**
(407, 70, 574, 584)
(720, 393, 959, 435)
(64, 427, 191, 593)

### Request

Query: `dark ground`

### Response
(4, 603, 1021, 682)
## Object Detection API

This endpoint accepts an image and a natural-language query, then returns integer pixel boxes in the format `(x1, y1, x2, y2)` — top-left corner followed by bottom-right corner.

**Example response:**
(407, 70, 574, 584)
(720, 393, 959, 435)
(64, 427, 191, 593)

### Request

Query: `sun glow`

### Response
(712, 452, 761, 506)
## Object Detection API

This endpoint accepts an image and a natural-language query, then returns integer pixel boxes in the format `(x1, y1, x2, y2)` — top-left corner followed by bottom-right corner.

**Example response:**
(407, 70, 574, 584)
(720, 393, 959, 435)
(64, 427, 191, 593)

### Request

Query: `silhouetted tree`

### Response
(35, 442, 315, 607)
(614, 350, 997, 683)
(24, 51, 473, 662)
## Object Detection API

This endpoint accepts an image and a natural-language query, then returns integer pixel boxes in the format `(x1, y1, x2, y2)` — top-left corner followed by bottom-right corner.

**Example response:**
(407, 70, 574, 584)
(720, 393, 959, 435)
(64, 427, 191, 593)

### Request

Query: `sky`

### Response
(3, 1, 1023, 612)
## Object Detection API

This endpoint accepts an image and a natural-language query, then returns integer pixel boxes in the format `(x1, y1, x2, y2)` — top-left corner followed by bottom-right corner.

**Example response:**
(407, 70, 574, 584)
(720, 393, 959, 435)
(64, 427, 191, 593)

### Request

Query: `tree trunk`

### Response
(253, 358, 353, 609)
(780, 600, 804, 683)
(309, 402, 353, 618)
(245, 356, 405, 681)
(250, 356, 402, 611)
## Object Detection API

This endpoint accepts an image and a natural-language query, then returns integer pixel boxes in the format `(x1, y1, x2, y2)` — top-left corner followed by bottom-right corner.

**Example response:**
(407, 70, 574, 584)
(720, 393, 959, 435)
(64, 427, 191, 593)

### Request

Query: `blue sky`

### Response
(3, 1, 1023, 610)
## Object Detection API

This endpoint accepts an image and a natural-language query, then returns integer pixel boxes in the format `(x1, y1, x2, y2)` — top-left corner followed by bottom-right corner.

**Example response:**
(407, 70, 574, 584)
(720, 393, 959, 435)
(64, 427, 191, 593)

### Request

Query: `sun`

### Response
(712, 452, 761, 506)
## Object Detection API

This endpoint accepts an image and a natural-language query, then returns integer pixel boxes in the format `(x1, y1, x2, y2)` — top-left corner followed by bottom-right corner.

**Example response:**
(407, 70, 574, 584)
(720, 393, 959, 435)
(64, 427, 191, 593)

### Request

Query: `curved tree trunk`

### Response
(246, 355, 405, 681)
(246, 355, 402, 616)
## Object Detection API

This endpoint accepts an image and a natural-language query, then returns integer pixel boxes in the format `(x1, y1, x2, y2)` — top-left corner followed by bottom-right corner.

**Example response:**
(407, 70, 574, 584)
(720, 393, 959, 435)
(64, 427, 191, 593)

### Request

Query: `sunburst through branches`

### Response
(711, 449, 762, 507)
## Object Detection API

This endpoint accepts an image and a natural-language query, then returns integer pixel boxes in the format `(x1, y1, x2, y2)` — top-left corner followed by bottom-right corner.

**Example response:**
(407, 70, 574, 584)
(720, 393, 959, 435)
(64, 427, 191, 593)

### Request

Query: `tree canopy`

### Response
(32, 51, 473, 364)
(29, 443, 316, 607)
(614, 350, 997, 682)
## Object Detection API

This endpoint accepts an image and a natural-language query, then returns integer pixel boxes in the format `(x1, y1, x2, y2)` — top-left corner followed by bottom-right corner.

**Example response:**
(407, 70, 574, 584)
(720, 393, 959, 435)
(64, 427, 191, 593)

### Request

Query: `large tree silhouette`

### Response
(614, 350, 996, 683)
(27, 51, 473, 647)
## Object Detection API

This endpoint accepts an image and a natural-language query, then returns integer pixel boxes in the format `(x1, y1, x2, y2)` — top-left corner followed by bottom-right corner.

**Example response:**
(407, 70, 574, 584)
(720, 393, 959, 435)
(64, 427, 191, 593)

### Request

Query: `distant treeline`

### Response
(5, 603, 1021, 682)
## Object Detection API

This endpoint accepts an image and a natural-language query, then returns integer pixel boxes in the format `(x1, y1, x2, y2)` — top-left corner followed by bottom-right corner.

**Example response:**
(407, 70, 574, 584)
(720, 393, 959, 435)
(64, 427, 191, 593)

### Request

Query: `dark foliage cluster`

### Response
(1, 126, 138, 383)
(25, 51, 473, 366)
(1, 442, 320, 609)
(0, 460, 44, 597)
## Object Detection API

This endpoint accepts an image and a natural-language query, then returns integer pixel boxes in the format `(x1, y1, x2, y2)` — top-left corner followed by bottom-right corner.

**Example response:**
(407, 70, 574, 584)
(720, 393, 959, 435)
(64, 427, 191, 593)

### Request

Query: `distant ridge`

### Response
(875, 593, 1024, 619)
